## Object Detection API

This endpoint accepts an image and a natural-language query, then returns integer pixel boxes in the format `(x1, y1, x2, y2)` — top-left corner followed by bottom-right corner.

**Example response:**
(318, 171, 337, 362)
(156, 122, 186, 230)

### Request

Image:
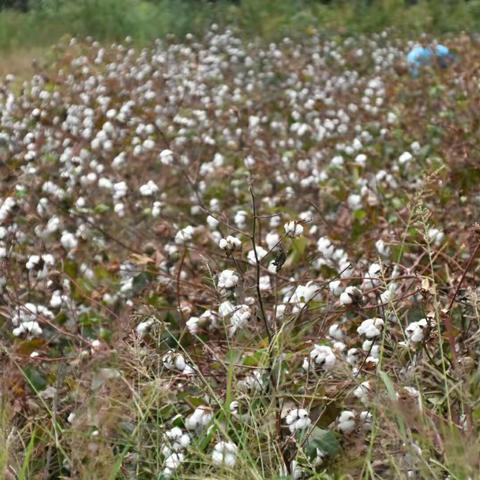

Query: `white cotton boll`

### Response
(411, 141, 421, 155)
(353, 381, 371, 404)
(218, 301, 235, 318)
(355, 153, 367, 167)
(143, 139, 155, 151)
(363, 262, 382, 289)
(13, 321, 43, 337)
(375, 239, 390, 257)
(244, 155, 255, 168)
(346, 348, 361, 366)
(427, 228, 444, 246)
(229, 304, 251, 336)
(269, 215, 281, 228)
(247, 246, 268, 265)
(289, 282, 320, 311)
(136, 318, 155, 337)
(46, 216, 61, 234)
(357, 318, 384, 339)
(285, 408, 311, 433)
(387, 112, 397, 124)
(284, 221, 303, 238)
(159, 149, 174, 165)
(152, 201, 162, 217)
(259, 275, 271, 291)
(185, 406, 213, 431)
(162, 453, 184, 478)
(234, 210, 248, 229)
(339, 261, 354, 279)
(218, 235, 241, 252)
(139, 180, 159, 196)
(60, 231, 78, 250)
(317, 236, 335, 258)
(329, 280, 344, 296)
(50, 290, 64, 308)
(186, 316, 200, 335)
(380, 283, 396, 304)
(175, 225, 195, 245)
(339, 286, 362, 305)
(330, 155, 344, 167)
(114, 203, 125, 217)
(207, 215, 220, 230)
(26, 255, 40, 270)
(217, 269, 239, 290)
(112, 152, 126, 169)
(405, 318, 431, 345)
(348, 194, 362, 211)
(303, 345, 336, 371)
(265, 232, 280, 251)
(238, 370, 266, 393)
(328, 323, 344, 341)
(360, 411, 373, 431)
(162, 426, 190, 453)
(212, 441, 238, 467)
(398, 151, 413, 165)
(162, 351, 194, 375)
(336, 410, 356, 434)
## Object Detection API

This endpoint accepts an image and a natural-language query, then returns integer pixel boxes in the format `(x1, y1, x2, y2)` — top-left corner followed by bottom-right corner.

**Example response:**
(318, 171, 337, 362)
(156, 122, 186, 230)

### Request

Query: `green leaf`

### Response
(22, 366, 48, 392)
(305, 427, 340, 457)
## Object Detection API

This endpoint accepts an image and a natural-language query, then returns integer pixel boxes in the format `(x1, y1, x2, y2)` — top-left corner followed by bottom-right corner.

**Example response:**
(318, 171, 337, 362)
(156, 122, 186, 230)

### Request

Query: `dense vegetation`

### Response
(1, 27, 480, 479)
(1, 0, 480, 51)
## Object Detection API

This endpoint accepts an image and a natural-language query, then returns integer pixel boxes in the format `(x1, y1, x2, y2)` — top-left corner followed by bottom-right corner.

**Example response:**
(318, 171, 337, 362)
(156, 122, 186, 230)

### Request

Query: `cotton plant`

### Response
(285, 408, 312, 433)
(211, 441, 238, 468)
(302, 344, 336, 372)
(162, 351, 195, 375)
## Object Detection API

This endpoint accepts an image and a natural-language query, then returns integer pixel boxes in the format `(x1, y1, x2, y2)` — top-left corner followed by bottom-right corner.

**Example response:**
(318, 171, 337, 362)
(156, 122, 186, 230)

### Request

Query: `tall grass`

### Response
(0, 0, 480, 51)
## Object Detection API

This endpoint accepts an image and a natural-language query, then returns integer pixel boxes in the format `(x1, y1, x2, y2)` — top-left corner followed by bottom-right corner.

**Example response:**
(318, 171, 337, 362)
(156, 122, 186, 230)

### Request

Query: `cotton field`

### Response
(1, 29, 480, 479)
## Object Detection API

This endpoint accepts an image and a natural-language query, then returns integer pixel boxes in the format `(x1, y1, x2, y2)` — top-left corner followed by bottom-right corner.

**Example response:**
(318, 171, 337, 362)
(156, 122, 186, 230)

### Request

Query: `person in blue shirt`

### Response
(406, 44, 454, 77)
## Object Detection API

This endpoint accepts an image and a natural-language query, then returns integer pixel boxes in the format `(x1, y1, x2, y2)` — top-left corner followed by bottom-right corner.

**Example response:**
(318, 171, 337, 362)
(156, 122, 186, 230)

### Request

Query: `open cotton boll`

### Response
(328, 323, 344, 341)
(162, 351, 194, 375)
(285, 408, 311, 433)
(185, 406, 213, 431)
(247, 246, 268, 265)
(207, 215, 220, 230)
(139, 180, 159, 196)
(217, 269, 239, 290)
(162, 453, 185, 479)
(303, 345, 336, 372)
(218, 235, 241, 252)
(234, 210, 248, 229)
(398, 151, 413, 165)
(405, 318, 432, 345)
(357, 318, 384, 339)
(159, 149, 174, 165)
(353, 380, 371, 404)
(329, 280, 344, 296)
(212, 441, 238, 467)
(60, 231, 78, 250)
(162, 427, 191, 456)
(363, 263, 382, 289)
(238, 369, 266, 393)
(317, 236, 335, 258)
(175, 225, 195, 245)
(427, 227, 445, 246)
(284, 220, 304, 238)
(336, 410, 356, 434)
(360, 411, 373, 431)
(135, 317, 155, 337)
(340, 286, 362, 305)
(229, 304, 252, 336)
